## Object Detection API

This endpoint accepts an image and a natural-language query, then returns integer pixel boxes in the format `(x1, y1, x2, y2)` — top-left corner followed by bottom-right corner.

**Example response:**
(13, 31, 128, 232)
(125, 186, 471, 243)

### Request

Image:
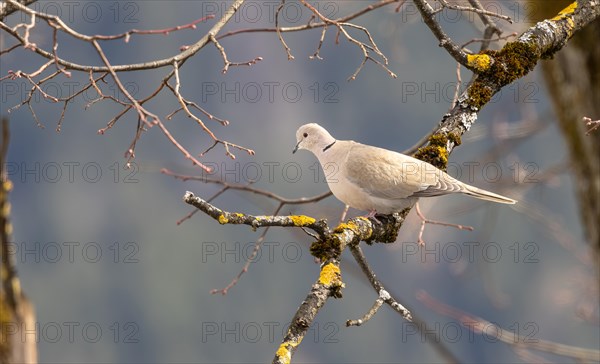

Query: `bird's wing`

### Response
(343, 142, 441, 200)
(409, 174, 466, 197)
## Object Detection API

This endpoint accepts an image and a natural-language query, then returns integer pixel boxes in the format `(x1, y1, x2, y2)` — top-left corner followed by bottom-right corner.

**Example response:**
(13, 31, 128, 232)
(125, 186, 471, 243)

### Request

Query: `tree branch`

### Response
(182, 190, 410, 364)
(418, 291, 600, 362)
(348, 244, 412, 324)
(0, 0, 35, 20)
(183, 191, 330, 236)
(0, 0, 246, 72)
(273, 260, 343, 364)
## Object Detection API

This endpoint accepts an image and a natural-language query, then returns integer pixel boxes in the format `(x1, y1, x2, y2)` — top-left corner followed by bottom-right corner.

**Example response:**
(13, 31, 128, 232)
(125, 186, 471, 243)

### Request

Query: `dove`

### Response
(293, 123, 516, 215)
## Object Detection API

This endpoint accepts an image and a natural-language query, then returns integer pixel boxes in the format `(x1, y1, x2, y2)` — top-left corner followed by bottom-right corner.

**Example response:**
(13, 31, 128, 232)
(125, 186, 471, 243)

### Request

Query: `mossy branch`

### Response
(183, 190, 413, 364)
(273, 261, 343, 364)
(415, 1, 600, 168)
(183, 191, 410, 261)
(184, 3, 600, 363)
(183, 191, 329, 236)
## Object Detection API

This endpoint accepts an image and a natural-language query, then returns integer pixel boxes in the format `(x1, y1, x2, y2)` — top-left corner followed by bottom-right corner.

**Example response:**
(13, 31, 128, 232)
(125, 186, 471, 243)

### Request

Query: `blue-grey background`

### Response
(1, 1, 598, 363)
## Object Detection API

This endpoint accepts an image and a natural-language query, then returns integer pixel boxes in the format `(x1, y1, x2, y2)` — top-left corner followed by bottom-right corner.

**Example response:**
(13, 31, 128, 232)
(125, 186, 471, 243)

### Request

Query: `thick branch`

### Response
(183, 189, 410, 363)
(182, 3, 600, 363)
(413, 0, 600, 171)
(273, 3, 600, 362)
(273, 260, 343, 364)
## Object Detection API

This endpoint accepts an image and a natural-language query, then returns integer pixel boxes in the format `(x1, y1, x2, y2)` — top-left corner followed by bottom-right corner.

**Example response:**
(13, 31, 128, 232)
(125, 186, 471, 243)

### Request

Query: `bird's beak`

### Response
(292, 140, 301, 154)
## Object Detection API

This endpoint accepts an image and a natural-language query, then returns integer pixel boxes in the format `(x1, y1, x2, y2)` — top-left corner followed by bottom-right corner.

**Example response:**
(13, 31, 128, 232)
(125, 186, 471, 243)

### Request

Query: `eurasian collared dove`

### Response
(293, 123, 516, 214)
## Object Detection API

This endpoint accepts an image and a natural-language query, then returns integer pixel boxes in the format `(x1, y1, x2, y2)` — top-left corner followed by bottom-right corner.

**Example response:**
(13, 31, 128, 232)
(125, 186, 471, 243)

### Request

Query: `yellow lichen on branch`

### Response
(290, 215, 316, 226)
(466, 54, 492, 72)
(319, 263, 342, 286)
(276, 339, 301, 364)
(217, 214, 229, 224)
(552, 1, 578, 21)
(551, 1, 577, 35)
(183, 191, 327, 234)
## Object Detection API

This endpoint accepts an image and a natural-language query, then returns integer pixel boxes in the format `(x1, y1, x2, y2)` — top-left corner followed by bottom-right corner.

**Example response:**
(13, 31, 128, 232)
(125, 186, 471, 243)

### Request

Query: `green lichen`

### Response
(414, 134, 451, 170)
(310, 236, 342, 262)
(448, 132, 462, 146)
(467, 82, 494, 109)
(415, 146, 448, 170)
(494, 42, 539, 82)
(428, 133, 449, 146)
(468, 41, 539, 109)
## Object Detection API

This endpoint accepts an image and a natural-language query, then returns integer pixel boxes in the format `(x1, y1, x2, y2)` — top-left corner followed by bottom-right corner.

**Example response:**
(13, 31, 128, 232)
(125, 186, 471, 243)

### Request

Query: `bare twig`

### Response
(436, 0, 512, 24)
(298, 0, 396, 81)
(412, 0, 470, 68)
(210, 205, 282, 295)
(418, 290, 600, 362)
(219, 0, 400, 41)
(166, 167, 334, 293)
(415, 202, 474, 246)
(163, 168, 332, 205)
(275, 0, 295, 60)
(209, 33, 262, 74)
(0, 0, 243, 72)
(467, 0, 502, 42)
(349, 244, 412, 321)
(583, 116, 600, 135)
(92, 15, 215, 42)
(346, 290, 386, 326)
(309, 25, 328, 60)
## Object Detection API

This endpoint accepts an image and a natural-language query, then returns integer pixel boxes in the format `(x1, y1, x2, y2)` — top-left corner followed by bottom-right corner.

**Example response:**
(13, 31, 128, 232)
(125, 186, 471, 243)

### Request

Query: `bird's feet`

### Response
(366, 209, 377, 218)
(364, 209, 385, 224)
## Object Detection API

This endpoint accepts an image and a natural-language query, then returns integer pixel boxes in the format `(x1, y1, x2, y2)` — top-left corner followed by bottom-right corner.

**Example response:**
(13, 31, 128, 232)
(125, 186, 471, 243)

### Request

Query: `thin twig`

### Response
(415, 202, 474, 246)
(583, 116, 600, 135)
(437, 0, 512, 24)
(275, 0, 295, 60)
(346, 290, 387, 326)
(349, 244, 412, 321)
(418, 290, 600, 362)
(211, 203, 283, 295)
(209, 33, 262, 74)
(163, 169, 332, 205)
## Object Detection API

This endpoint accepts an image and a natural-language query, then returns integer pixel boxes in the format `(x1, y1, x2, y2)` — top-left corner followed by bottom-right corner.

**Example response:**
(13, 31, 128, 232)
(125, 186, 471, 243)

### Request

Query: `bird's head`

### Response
(293, 123, 336, 154)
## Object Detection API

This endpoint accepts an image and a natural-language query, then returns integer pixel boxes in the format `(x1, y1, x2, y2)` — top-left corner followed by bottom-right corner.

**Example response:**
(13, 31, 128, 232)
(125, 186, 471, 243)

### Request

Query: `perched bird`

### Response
(293, 123, 516, 215)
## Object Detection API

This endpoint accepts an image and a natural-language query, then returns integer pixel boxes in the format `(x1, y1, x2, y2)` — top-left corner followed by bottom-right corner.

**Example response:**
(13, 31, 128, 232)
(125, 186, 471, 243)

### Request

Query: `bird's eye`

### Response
(303, 132, 308, 138)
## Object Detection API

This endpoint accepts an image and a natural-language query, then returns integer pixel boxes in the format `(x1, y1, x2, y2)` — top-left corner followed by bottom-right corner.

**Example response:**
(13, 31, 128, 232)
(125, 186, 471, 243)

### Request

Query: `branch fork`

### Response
(182, 190, 414, 364)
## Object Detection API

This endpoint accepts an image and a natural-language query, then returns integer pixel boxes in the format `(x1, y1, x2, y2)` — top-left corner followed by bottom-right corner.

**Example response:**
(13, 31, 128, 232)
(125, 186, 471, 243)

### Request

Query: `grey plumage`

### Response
(293, 123, 516, 214)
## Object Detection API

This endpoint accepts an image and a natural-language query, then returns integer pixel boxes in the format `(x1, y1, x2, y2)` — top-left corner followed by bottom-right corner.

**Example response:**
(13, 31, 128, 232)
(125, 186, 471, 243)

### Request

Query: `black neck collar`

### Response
(322, 140, 336, 152)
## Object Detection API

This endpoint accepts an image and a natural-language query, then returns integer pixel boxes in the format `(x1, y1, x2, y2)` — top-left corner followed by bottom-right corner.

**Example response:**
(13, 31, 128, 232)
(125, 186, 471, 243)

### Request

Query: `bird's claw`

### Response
(365, 210, 384, 225)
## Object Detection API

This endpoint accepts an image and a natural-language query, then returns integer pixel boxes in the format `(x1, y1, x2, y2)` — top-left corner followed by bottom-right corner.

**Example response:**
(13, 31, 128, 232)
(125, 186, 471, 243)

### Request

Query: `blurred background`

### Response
(1, 1, 598, 363)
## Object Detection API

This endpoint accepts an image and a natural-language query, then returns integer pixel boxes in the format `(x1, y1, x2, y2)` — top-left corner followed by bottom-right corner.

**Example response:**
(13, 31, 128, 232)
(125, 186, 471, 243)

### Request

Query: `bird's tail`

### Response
(463, 184, 517, 204)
